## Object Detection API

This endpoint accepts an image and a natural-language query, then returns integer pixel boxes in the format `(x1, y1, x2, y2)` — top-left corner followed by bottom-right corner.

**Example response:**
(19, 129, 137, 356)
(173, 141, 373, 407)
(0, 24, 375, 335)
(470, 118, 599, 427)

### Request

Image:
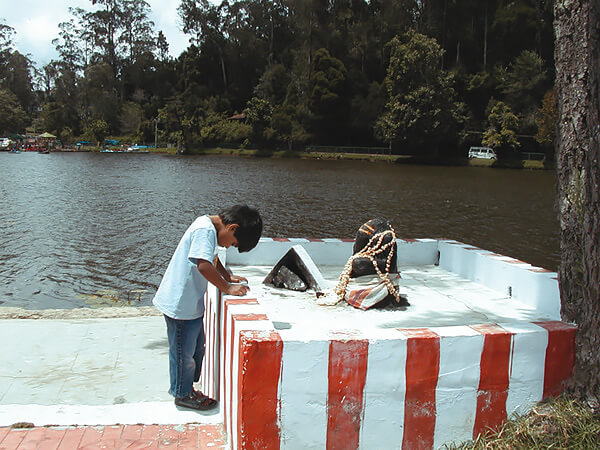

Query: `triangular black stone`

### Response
(263, 245, 326, 293)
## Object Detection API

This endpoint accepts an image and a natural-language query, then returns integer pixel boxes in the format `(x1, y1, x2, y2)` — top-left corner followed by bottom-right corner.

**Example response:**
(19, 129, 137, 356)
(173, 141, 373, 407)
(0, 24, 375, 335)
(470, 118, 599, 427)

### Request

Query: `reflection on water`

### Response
(0, 152, 559, 309)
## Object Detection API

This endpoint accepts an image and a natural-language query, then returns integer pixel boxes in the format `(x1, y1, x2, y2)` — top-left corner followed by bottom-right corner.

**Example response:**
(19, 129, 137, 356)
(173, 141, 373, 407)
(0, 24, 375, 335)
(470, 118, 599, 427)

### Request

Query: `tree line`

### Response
(0, 0, 556, 157)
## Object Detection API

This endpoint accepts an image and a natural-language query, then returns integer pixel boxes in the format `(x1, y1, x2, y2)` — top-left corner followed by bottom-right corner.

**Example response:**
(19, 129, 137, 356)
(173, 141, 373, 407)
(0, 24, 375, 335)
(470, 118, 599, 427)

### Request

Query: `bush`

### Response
(201, 119, 251, 145)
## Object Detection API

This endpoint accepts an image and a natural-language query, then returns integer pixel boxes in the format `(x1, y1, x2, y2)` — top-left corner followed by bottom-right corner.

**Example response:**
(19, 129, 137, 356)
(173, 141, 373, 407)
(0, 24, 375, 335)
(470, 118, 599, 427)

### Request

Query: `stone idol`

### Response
(350, 218, 398, 277)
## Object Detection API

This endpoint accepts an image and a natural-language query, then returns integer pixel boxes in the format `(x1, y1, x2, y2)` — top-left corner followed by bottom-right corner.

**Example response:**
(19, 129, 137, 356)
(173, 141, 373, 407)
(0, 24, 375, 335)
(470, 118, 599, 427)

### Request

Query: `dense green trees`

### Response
(0, 88, 27, 135)
(375, 31, 465, 154)
(482, 101, 520, 156)
(0, 0, 557, 156)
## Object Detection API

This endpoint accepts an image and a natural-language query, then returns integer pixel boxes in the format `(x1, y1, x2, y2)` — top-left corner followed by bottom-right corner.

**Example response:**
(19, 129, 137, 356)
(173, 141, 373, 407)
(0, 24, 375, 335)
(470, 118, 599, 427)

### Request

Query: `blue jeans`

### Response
(164, 315, 205, 398)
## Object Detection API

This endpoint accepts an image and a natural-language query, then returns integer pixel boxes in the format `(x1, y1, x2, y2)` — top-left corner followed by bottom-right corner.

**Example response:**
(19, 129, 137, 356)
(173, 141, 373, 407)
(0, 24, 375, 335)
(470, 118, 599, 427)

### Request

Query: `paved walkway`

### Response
(0, 424, 226, 449)
(0, 316, 227, 448)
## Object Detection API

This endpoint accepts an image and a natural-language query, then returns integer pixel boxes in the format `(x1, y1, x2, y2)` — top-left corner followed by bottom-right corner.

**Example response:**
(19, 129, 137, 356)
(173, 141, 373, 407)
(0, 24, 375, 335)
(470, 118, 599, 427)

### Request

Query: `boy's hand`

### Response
(229, 274, 248, 284)
(225, 282, 250, 296)
(198, 259, 249, 296)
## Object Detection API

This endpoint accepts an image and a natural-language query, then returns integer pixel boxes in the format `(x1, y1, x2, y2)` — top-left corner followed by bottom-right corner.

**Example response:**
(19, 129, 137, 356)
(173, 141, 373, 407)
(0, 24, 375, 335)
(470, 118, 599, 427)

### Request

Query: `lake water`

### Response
(0, 151, 559, 310)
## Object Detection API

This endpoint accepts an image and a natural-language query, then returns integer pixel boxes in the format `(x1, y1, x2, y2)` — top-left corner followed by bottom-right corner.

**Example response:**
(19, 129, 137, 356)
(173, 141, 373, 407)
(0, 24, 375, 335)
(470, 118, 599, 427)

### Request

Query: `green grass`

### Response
(190, 147, 412, 162)
(468, 158, 496, 167)
(445, 397, 600, 449)
(146, 146, 177, 154)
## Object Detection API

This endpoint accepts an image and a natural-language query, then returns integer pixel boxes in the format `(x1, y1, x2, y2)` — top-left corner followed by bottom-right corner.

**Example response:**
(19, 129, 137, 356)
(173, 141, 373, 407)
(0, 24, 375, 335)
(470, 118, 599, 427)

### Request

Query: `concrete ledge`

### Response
(438, 240, 560, 319)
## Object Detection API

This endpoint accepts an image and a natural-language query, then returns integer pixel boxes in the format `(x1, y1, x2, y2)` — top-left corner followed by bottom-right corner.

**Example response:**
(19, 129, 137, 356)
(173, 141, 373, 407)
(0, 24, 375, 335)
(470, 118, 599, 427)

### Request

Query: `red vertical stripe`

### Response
(222, 298, 259, 443)
(535, 321, 577, 398)
(228, 312, 268, 448)
(471, 324, 512, 437)
(229, 314, 267, 446)
(400, 328, 439, 450)
(326, 339, 369, 450)
(237, 330, 283, 450)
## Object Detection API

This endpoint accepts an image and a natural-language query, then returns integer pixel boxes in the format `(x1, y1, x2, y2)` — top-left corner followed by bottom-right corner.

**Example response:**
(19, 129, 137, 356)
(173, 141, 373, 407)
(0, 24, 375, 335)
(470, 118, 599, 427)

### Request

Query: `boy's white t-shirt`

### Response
(153, 215, 218, 319)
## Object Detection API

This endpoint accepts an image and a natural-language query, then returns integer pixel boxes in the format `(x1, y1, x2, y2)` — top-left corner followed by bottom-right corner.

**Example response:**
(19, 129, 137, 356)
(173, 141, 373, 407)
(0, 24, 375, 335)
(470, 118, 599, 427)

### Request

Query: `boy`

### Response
(153, 205, 262, 410)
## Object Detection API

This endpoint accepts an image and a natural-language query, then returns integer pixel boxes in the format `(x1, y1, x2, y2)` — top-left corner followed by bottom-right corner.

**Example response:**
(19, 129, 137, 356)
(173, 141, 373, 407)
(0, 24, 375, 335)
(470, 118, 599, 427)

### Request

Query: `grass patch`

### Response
(191, 147, 405, 162)
(147, 147, 177, 154)
(445, 397, 600, 449)
(523, 159, 546, 170)
(468, 158, 496, 168)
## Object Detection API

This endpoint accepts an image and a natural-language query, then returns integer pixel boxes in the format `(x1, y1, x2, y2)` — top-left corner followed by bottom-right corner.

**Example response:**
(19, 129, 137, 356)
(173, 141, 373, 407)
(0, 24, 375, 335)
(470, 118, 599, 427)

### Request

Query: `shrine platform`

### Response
(201, 238, 575, 449)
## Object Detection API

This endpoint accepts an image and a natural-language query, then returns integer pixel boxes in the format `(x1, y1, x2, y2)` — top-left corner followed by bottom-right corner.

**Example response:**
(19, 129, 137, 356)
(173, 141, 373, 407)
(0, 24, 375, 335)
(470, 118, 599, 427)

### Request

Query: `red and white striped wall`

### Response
(202, 295, 575, 450)
(194, 238, 575, 449)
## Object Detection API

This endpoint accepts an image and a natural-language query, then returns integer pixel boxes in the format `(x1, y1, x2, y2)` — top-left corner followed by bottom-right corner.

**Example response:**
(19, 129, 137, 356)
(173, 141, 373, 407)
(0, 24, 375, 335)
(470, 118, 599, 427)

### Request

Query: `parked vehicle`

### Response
(468, 146, 497, 159)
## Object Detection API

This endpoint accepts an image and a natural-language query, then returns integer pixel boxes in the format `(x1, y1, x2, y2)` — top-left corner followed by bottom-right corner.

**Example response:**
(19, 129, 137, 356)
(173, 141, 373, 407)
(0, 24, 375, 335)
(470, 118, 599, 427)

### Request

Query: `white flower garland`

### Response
(333, 226, 401, 304)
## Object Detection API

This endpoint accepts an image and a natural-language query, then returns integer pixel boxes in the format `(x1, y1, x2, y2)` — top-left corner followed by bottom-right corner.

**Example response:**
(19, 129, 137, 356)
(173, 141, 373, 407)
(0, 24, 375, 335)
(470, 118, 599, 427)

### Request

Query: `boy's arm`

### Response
(214, 257, 248, 284)
(214, 257, 232, 282)
(197, 259, 249, 296)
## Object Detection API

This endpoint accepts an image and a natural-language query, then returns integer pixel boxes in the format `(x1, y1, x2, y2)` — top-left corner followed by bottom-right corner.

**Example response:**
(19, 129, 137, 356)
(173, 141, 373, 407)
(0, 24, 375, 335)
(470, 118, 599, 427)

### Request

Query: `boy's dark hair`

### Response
(219, 205, 263, 253)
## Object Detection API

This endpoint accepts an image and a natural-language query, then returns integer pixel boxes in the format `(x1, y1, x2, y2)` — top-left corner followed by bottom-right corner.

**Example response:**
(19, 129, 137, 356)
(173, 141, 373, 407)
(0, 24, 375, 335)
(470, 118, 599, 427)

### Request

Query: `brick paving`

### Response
(0, 423, 227, 449)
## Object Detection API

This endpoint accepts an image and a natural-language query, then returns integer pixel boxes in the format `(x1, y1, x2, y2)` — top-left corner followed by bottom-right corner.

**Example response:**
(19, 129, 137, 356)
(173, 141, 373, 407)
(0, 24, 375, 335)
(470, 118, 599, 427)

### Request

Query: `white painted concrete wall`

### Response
(437, 240, 560, 320)
(226, 238, 561, 320)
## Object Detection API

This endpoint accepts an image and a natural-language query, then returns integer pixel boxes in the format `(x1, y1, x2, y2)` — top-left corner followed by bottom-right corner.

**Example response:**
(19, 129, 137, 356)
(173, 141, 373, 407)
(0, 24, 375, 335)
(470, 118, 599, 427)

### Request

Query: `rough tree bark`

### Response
(554, 0, 600, 405)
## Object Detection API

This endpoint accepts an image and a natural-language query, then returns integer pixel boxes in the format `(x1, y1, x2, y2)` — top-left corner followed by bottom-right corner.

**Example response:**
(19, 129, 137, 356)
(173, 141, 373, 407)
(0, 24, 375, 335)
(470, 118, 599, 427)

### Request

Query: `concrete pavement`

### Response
(0, 315, 222, 428)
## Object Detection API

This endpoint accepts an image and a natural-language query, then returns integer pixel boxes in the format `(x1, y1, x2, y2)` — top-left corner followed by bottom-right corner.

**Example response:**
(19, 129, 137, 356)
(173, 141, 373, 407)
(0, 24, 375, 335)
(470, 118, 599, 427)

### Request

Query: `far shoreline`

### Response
(46, 145, 552, 170)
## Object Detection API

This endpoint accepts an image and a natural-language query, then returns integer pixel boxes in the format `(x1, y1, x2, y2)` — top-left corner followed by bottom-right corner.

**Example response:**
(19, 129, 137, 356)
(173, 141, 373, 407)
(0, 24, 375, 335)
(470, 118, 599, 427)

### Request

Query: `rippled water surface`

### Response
(0, 152, 559, 309)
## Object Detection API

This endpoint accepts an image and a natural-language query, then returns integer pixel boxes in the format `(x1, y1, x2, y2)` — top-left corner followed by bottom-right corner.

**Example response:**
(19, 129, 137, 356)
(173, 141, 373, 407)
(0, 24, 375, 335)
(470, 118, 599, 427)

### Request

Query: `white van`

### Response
(468, 146, 497, 159)
(0, 138, 12, 148)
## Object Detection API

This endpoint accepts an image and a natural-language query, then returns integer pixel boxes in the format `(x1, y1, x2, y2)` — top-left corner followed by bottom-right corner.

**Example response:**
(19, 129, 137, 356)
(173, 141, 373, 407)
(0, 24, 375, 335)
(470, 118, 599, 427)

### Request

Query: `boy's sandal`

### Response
(174, 392, 217, 411)
(193, 389, 218, 408)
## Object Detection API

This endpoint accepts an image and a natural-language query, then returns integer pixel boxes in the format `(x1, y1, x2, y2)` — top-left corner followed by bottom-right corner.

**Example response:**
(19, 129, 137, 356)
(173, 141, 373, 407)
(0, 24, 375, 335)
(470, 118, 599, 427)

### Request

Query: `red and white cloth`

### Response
(345, 273, 402, 310)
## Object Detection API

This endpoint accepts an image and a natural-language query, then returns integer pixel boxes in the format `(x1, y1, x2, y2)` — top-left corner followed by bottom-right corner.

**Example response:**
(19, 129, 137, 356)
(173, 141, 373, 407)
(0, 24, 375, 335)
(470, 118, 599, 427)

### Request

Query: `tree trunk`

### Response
(218, 46, 228, 89)
(483, 0, 488, 69)
(554, 0, 600, 405)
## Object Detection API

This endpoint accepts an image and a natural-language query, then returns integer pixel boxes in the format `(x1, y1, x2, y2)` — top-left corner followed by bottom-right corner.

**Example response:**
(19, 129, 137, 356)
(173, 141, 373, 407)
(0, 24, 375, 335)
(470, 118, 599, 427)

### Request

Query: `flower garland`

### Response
(333, 226, 401, 304)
